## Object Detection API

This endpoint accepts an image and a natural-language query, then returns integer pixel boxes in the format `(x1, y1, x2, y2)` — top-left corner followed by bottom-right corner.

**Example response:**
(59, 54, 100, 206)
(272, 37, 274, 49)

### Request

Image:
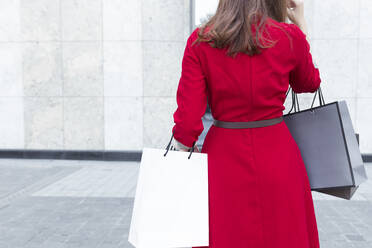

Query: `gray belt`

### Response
(213, 116, 283, 129)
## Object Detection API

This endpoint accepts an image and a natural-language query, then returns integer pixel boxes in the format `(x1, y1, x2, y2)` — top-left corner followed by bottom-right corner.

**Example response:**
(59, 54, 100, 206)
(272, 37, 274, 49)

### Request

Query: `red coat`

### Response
(172, 18, 321, 248)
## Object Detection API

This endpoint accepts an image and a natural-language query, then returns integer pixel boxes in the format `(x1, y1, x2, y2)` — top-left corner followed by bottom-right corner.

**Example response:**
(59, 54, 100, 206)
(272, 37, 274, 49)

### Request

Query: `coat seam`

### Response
(250, 129, 266, 248)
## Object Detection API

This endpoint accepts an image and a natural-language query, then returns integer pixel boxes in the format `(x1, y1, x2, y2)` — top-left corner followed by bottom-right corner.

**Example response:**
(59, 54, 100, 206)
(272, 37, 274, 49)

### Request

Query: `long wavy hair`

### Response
(194, 0, 289, 57)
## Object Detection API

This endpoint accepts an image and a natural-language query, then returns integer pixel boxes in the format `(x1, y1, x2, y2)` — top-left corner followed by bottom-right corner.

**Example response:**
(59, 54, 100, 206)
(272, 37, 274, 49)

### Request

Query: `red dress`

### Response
(172, 18, 321, 248)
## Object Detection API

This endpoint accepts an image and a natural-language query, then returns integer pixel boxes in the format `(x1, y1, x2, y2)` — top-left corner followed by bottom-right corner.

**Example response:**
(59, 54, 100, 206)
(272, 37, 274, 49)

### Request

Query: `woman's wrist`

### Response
(172, 137, 200, 152)
(173, 137, 192, 151)
(296, 18, 308, 37)
(287, 0, 308, 36)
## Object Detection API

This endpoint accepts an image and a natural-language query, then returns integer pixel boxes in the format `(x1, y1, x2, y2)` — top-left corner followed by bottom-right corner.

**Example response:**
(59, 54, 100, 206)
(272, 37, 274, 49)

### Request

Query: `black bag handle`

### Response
(310, 87, 325, 108)
(286, 86, 325, 114)
(163, 131, 196, 159)
(286, 87, 300, 114)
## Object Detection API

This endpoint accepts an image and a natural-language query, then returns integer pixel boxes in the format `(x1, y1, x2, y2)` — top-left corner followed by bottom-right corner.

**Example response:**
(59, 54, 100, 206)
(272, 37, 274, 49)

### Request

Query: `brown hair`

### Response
(193, 0, 289, 57)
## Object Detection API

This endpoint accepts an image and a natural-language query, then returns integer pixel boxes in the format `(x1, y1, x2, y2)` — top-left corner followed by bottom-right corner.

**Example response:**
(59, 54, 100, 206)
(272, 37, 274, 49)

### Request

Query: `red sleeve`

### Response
(288, 24, 321, 93)
(171, 29, 208, 148)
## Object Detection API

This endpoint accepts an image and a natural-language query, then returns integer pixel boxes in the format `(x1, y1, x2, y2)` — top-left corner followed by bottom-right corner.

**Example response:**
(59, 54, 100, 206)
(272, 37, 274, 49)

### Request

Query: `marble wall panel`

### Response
(143, 41, 184, 97)
(21, 0, 60, 41)
(360, 0, 372, 39)
(63, 42, 103, 96)
(23, 42, 62, 96)
(0, 0, 20, 41)
(357, 39, 372, 98)
(356, 98, 372, 153)
(24, 97, 63, 149)
(313, 0, 359, 39)
(143, 97, 177, 148)
(63, 97, 104, 150)
(0, 43, 23, 96)
(61, 0, 102, 41)
(142, 0, 184, 41)
(105, 97, 143, 150)
(0, 97, 24, 148)
(104, 41, 142, 97)
(312, 39, 358, 98)
(103, 0, 141, 41)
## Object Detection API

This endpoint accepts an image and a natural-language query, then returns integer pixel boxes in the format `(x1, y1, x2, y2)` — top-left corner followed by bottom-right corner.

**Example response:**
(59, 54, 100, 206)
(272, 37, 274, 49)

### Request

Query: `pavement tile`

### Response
(0, 160, 370, 248)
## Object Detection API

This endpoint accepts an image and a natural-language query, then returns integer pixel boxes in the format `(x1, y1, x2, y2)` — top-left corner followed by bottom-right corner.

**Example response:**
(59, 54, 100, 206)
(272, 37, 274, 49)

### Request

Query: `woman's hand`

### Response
(287, 0, 308, 36)
(179, 145, 200, 153)
(193, 146, 201, 153)
(172, 137, 201, 153)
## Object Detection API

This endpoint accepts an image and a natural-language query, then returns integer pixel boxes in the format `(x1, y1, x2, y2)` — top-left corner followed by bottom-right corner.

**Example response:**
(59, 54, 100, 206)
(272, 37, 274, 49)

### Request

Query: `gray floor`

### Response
(0, 159, 371, 248)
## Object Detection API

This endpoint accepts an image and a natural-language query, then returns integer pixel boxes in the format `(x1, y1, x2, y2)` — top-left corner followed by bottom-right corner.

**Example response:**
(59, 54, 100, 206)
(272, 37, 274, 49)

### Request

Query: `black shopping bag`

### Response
(283, 88, 368, 200)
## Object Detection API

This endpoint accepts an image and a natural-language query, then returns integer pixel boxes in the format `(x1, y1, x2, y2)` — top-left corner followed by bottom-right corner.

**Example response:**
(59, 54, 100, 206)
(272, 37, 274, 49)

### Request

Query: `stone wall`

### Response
(0, 0, 191, 151)
(285, 0, 372, 153)
(0, 0, 371, 154)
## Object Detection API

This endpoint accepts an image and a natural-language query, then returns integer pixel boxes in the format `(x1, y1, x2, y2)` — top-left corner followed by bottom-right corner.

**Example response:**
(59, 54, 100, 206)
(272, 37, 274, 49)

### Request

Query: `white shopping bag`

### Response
(128, 147, 209, 248)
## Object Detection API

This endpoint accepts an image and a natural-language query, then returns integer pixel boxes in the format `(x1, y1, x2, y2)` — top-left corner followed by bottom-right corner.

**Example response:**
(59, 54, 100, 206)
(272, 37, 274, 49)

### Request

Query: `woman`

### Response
(171, 0, 321, 247)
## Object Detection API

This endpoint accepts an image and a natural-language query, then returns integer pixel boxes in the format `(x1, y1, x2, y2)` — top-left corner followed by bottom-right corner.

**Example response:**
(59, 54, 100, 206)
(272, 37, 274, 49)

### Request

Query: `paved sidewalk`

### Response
(0, 159, 371, 248)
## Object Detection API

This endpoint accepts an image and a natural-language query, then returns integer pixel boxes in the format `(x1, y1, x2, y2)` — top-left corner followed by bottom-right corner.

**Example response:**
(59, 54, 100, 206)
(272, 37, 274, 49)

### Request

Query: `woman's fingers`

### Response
(288, 0, 304, 8)
(287, 0, 296, 8)
(173, 142, 200, 153)
(194, 146, 201, 153)
(287, 0, 305, 25)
